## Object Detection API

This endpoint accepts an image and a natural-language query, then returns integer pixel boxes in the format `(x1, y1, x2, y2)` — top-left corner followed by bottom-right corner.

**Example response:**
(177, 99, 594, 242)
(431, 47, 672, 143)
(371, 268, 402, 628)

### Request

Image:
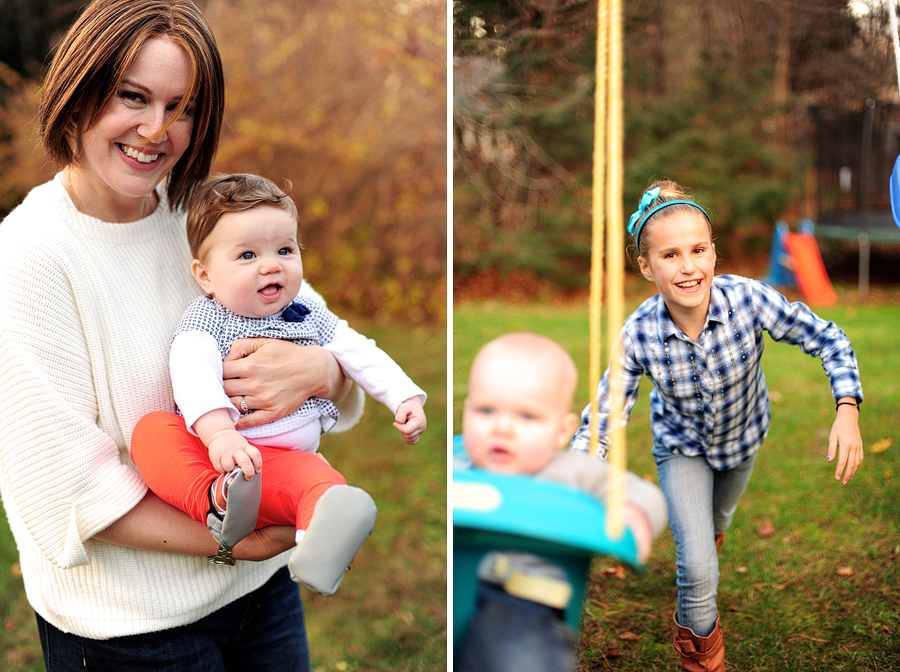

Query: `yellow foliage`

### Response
(0, 0, 447, 324)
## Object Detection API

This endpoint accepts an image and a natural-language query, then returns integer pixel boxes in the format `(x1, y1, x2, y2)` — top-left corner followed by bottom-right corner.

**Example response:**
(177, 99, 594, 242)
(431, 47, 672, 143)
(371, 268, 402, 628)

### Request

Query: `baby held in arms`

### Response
(132, 173, 426, 595)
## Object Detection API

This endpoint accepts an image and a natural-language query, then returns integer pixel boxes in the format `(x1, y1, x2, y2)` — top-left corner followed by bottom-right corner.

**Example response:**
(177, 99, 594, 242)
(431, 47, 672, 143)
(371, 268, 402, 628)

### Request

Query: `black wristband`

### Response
(836, 401, 859, 412)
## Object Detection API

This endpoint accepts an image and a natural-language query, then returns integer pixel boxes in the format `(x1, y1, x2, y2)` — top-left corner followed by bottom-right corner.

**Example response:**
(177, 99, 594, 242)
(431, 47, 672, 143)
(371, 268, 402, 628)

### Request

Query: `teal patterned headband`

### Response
(627, 187, 710, 245)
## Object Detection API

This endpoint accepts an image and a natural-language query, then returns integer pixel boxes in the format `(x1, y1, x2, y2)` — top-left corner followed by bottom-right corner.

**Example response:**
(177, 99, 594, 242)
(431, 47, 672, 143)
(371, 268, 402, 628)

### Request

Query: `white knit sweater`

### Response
(0, 175, 363, 639)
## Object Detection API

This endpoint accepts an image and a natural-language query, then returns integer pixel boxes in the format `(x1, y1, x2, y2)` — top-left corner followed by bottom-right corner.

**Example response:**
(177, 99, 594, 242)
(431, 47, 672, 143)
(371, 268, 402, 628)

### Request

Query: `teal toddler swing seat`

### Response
(452, 436, 642, 654)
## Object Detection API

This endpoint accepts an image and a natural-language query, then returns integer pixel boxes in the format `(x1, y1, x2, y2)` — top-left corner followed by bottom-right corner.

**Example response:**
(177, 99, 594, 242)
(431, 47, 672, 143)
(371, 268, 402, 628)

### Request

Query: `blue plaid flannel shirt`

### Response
(570, 275, 863, 470)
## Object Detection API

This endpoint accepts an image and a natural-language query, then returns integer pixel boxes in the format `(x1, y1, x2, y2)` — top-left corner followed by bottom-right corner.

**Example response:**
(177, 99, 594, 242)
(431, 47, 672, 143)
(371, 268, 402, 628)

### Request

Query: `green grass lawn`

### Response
(453, 297, 900, 671)
(0, 317, 446, 672)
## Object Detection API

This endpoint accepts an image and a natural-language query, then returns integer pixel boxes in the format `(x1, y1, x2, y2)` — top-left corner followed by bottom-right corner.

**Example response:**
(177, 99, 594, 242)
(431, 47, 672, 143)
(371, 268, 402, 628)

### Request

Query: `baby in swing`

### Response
(455, 332, 667, 672)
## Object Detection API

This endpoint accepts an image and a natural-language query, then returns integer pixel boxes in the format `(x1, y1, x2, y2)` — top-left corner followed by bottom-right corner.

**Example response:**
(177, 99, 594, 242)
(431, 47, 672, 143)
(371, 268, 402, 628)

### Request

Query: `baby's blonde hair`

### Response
(472, 333, 578, 409)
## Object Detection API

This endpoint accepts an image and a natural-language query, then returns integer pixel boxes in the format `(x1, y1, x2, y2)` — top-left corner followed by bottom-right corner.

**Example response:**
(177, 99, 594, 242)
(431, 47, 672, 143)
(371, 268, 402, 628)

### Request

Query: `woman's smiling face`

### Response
(638, 209, 717, 321)
(76, 36, 194, 212)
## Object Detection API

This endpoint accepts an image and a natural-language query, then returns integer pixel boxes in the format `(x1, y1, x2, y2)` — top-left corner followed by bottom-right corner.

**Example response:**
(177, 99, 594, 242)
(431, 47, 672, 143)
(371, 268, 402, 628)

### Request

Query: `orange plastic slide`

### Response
(783, 231, 837, 306)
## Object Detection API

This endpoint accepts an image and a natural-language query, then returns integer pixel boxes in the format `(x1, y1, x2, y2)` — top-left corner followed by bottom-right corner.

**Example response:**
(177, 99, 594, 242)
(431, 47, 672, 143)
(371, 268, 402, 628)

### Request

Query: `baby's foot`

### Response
(207, 468, 262, 564)
(288, 485, 377, 595)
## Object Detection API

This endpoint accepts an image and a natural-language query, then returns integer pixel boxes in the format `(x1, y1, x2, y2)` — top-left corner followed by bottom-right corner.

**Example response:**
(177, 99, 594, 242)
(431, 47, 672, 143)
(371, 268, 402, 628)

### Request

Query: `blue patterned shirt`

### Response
(570, 275, 863, 470)
(172, 294, 341, 439)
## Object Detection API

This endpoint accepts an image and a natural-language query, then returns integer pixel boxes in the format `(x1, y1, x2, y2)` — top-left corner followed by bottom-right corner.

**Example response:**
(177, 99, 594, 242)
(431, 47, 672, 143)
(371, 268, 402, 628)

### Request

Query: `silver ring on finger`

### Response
(240, 396, 249, 413)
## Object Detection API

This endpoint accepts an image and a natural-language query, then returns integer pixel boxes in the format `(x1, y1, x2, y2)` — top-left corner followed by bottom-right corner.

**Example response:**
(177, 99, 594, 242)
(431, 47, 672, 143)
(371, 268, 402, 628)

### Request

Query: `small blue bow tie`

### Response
(627, 186, 661, 236)
(282, 302, 310, 322)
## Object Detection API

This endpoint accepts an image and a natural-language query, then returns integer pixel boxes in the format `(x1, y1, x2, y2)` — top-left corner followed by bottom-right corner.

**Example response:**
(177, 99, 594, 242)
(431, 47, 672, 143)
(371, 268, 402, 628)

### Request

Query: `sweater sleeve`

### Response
(0, 247, 147, 569)
(540, 451, 668, 538)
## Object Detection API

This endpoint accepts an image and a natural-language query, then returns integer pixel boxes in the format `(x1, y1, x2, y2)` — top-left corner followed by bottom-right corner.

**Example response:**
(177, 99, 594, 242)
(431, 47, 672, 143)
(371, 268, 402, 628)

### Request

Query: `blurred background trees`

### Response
(0, 0, 447, 322)
(453, 0, 898, 292)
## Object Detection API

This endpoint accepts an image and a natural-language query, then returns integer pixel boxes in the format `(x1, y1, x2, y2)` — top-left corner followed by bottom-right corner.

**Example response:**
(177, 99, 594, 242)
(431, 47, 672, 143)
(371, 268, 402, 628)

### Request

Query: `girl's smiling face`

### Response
(638, 209, 716, 326)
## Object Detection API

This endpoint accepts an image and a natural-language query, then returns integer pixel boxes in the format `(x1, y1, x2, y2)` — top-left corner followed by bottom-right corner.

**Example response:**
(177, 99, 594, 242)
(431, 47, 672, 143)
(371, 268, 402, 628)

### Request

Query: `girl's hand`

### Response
(222, 339, 344, 429)
(393, 397, 427, 445)
(827, 400, 863, 485)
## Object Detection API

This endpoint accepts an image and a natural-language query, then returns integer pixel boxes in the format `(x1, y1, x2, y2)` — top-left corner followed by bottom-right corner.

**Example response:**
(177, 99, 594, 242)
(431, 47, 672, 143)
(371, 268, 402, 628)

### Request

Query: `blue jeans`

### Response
(36, 567, 310, 672)
(654, 447, 757, 637)
(456, 584, 576, 672)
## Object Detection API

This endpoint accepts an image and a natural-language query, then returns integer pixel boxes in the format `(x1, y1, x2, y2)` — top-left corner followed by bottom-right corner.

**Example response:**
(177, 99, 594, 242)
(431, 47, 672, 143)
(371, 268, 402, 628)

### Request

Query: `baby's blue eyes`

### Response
(474, 407, 537, 421)
(239, 249, 292, 260)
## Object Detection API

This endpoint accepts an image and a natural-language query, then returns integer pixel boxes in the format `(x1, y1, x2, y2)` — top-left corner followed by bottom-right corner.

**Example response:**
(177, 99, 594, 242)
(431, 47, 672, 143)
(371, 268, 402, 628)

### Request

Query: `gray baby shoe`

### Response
(288, 485, 377, 594)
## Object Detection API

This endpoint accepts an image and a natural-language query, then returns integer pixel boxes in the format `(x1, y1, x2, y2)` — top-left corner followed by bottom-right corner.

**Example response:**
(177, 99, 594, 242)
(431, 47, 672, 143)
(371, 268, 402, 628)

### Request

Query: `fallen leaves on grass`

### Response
(618, 631, 640, 641)
(752, 580, 794, 591)
(871, 438, 893, 454)
(727, 606, 755, 619)
(789, 633, 828, 643)
(756, 518, 776, 538)
(599, 565, 627, 580)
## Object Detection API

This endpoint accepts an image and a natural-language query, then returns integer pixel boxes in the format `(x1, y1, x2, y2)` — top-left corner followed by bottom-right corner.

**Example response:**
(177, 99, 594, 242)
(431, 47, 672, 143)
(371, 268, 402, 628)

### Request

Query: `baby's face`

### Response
(192, 205, 304, 318)
(463, 348, 577, 475)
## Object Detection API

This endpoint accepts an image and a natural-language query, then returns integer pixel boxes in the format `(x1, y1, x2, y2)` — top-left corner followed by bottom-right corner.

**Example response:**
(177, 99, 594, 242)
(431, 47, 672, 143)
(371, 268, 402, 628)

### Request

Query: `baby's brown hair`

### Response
(187, 173, 300, 260)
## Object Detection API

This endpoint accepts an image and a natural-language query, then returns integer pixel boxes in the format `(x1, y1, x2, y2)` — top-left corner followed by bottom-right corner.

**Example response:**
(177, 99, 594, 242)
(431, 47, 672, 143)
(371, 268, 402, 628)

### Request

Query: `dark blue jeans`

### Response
(36, 567, 310, 672)
(456, 584, 576, 672)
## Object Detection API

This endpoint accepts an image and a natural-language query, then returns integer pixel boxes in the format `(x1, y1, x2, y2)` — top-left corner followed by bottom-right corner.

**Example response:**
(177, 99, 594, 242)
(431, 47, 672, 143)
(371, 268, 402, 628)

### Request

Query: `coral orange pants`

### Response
(130, 411, 346, 531)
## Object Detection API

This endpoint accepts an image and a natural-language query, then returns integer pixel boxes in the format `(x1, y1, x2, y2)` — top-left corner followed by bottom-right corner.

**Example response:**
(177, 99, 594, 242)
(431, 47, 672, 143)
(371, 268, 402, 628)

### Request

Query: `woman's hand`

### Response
(222, 339, 345, 429)
(827, 399, 863, 485)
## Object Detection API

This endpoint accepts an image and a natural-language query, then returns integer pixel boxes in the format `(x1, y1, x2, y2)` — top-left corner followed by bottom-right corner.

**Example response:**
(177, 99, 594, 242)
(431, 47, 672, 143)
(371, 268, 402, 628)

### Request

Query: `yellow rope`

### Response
(588, 0, 607, 461)
(591, 0, 626, 541)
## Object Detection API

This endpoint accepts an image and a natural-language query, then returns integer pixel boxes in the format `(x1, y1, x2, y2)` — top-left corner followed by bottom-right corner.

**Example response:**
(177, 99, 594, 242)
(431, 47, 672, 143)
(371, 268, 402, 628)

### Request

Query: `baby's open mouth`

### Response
(259, 283, 282, 297)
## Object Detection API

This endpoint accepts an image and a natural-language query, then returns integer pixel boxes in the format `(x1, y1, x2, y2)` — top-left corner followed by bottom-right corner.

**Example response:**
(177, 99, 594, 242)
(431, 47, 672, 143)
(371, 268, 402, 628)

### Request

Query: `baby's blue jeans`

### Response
(456, 583, 576, 672)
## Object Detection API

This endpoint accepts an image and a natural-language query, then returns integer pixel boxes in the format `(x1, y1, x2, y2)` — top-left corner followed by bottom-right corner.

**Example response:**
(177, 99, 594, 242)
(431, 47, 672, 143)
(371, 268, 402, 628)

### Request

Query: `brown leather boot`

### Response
(673, 613, 725, 671)
(715, 531, 725, 551)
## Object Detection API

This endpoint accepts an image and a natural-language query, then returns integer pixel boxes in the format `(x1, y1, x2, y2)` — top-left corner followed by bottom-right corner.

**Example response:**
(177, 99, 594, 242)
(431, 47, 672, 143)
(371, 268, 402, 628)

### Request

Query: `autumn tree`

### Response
(0, 0, 446, 322)
(453, 0, 894, 288)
